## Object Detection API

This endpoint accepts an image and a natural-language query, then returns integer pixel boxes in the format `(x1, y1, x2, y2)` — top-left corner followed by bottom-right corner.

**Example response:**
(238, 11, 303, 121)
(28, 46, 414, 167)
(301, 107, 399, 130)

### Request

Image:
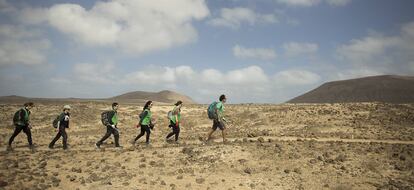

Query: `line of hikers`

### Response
(6, 95, 228, 151)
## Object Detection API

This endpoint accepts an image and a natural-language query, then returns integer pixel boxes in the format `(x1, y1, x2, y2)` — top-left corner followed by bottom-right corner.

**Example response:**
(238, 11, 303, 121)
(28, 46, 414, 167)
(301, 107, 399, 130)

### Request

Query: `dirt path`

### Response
(2, 135, 413, 153)
(263, 136, 414, 145)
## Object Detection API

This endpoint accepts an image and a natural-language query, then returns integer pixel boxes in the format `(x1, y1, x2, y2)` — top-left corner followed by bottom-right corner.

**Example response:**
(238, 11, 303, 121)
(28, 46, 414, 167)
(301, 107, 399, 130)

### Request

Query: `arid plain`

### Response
(1, 102, 413, 190)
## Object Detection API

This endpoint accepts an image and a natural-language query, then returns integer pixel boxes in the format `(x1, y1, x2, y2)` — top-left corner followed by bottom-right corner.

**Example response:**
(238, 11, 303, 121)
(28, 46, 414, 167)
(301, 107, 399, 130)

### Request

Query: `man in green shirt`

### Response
(96, 103, 122, 149)
(8, 102, 34, 150)
(207, 95, 227, 143)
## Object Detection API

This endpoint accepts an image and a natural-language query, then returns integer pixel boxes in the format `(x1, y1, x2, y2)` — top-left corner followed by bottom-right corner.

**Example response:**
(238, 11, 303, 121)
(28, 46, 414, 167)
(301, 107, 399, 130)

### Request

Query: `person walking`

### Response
(96, 103, 122, 149)
(49, 105, 71, 150)
(133, 101, 154, 145)
(166, 101, 182, 143)
(8, 102, 35, 151)
(206, 95, 227, 143)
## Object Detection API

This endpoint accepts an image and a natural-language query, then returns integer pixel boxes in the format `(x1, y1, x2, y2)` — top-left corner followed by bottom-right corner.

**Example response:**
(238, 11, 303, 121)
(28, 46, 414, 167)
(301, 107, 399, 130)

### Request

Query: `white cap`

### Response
(63, 105, 71, 110)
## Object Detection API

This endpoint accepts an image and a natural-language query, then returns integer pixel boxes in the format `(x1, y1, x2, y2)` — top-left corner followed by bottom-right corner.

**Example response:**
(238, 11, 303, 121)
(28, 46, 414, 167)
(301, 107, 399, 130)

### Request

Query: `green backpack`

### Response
(207, 102, 218, 120)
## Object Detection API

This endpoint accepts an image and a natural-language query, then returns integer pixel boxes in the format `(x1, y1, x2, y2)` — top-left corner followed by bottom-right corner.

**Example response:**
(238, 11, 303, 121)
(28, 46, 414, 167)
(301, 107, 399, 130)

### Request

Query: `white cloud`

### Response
(334, 69, 383, 80)
(208, 7, 278, 29)
(122, 66, 177, 85)
(410, 62, 414, 72)
(73, 62, 117, 83)
(233, 45, 277, 61)
(122, 65, 269, 86)
(273, 69, 321, 86)
(21, 0, 210, 54)
(200, 69, 224, 84)
(283, 42, 318, 57)
(401, 22, 414, 50)
(66, 64, 319, 103)
(50, 77, 72, 84)
(276, 0, 321, 7)
(0, 0, 16, 13)
(0, 25, 50, 66)
(276, 0, 350, 7)
(197, 66, 273, 101)
(47, 4, 121, 46)
(337, 35, 401, 64)
(325, 0, 351, 6)
(222, 66, 269, 84)
(336, 22, 414, 75)
(199, 66, 270, 86)
(18, 7, 49, 25)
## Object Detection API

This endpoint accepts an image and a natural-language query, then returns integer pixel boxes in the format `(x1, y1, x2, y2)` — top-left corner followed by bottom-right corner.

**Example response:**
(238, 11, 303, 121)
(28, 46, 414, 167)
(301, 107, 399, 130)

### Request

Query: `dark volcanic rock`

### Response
(0, 180, 8, 187)
(196, 178, 205, 184)
(244, 168, 252, 174)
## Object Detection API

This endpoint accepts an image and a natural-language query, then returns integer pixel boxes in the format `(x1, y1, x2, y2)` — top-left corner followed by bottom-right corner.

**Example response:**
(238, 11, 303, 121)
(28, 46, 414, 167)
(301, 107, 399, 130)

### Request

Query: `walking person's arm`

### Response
(108, 111, 119, 132)
(19, 109, 30, 127)
(175, 115, 179, 127)
(173, 108, 179, 127)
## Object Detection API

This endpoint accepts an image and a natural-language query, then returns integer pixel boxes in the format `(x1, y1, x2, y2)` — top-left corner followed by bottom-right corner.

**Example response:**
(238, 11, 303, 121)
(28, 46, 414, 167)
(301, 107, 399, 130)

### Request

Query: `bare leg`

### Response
(221, 129, 226, 142)
(206, 129, 215, 141)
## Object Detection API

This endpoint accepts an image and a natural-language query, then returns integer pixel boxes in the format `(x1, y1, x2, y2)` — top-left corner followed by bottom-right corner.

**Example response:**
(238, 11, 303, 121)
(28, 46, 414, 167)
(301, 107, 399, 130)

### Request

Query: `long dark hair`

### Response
(219, 94, 226, 101)
(24, 102, 34, 107)
(143, 101, 152, 110)
(174, 100, 182, 106)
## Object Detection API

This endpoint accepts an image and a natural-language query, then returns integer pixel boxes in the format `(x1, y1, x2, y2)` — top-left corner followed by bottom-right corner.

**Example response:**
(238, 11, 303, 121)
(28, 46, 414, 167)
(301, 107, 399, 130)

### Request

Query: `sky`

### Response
(0, 0, 413, 103)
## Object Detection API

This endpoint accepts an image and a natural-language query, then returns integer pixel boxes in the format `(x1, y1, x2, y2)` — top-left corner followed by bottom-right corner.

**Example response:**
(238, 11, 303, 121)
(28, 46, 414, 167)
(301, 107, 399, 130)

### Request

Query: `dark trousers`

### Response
(166, 122, 180, 141)
(212, 119, 225, 131)
(8, 125, 32, 146)
(134, 125, 151, 143)
(49, 125, 68, 149)
(97, 125, 120, 147)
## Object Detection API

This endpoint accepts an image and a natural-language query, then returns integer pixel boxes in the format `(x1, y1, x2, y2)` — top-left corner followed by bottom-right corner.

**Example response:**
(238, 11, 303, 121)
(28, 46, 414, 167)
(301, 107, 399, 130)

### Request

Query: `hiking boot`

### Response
(48, 145, 54, 149)
(6, 145, 13, 151)
(95, 143, 101, 149)
(115, 145, 123, 149)
(29, 144, 36, 150)
(203, 139, 212, 145)
(130, 140, 136, 145)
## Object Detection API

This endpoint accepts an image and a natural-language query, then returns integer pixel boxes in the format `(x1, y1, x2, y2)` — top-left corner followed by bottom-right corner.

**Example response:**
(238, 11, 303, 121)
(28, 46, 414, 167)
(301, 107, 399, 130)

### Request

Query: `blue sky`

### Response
(0, 0, 413, 103)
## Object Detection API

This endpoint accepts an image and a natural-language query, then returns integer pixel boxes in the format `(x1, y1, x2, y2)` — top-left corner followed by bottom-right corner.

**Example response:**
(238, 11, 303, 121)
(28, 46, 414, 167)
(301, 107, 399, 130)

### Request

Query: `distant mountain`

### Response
(110, 90, 197, 104)
(0, 90, 197, 104)
(288, 75, 414, 103)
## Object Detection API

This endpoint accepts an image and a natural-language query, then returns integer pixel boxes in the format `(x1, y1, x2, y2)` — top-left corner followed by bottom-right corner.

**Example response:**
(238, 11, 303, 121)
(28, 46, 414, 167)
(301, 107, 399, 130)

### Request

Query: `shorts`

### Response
(212, 120, 225, 131)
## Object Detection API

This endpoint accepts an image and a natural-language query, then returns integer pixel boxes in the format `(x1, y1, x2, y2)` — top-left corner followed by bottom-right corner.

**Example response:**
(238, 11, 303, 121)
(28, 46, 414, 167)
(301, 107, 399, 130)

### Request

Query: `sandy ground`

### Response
(0, 102, 413, 190)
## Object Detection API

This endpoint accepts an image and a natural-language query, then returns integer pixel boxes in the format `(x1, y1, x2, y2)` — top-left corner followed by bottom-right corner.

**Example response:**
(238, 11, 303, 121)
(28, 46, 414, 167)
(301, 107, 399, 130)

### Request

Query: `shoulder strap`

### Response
(21, 108, 29, 120)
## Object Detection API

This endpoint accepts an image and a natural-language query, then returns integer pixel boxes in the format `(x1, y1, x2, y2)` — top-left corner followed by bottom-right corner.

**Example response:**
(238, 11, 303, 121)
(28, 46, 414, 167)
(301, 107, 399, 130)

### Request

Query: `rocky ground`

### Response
(0, 102, 413, 190)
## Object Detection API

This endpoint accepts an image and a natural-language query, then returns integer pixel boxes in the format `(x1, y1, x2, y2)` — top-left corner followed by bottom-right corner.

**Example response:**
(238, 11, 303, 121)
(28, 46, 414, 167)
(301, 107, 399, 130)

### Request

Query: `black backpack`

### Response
(139, 110, 148, 120)
(101, 111, 112, 126)
(52, 114, 61, 128)
(13, 109, 26, 125)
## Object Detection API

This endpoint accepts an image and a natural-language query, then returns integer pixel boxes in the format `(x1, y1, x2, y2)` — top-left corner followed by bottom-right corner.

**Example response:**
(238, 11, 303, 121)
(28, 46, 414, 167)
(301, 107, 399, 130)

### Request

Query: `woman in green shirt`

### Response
(133, 101, 153, 145)
(166, 101, 182, 143)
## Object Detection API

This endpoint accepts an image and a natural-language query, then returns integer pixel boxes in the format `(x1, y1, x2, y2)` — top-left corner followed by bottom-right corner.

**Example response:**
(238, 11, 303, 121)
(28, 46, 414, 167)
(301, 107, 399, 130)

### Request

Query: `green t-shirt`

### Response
(111, 111, 118, 125)
(141, 109, 152, 125)
(170, 106, 181, 124)
(216, 101, 224, 119)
